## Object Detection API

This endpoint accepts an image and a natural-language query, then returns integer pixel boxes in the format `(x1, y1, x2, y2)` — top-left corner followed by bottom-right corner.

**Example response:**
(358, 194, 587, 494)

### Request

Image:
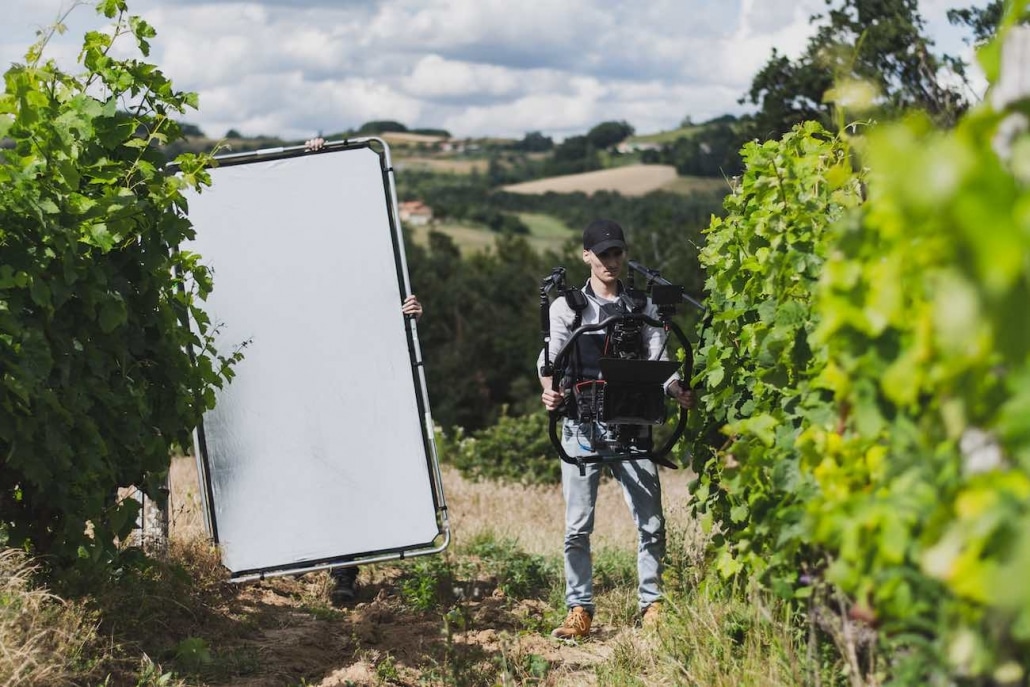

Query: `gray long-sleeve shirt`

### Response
(537, 281, 679, 391)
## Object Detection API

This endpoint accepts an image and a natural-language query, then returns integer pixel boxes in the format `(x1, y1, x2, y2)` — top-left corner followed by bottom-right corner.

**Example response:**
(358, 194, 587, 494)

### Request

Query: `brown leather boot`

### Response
(551, 606, 592, 639)
(642, 601, 663, 628)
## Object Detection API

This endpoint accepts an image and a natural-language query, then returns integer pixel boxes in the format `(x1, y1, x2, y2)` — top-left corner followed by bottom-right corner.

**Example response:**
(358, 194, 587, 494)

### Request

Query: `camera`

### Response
(539, 261, 702, 471)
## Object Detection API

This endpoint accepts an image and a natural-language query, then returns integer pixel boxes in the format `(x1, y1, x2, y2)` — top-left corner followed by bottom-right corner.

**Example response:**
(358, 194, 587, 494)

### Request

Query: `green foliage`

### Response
(443, 410, 560, 484)
(745, 0, 969, 139)
(803, 17, 1030, 677)
(411, 127, 452, 138)
(465, 533, 559, 598)
(654, 580, 812, 686)
(948, 1, 1006, 45)
(689, 121, 865, 591)
(592, 548, 637, 592)
(0, 3, 236, 567)
(171, 637, 212, 672)
(132, 659, 182, 686)
(406, 231, 557, 431)
(521, 652, 550, 680)
(357, 119, 408, 134)
(595, 636, 651, 687)
(466, 206, 529, 234)
(585, 120, 635, 150)
(374, 653, 400, 683)
(399, 556, 454, 613)
(653, 120, 745, 177)
(547, 135, 602, 176)
(692, 7, 1030, 681)
(510, 131, 554, 153)
(177, 122, 204, 138)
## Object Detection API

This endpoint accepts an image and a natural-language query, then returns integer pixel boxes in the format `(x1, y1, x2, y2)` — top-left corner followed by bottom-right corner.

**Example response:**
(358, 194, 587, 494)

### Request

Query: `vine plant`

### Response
(689, 3, 1030, 680)
(0, 1, 237, 570)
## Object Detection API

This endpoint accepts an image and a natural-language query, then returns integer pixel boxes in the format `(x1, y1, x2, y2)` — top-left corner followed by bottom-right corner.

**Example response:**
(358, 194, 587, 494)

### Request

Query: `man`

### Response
(539, 218, 695, 639)
(304, 136, 425, 606)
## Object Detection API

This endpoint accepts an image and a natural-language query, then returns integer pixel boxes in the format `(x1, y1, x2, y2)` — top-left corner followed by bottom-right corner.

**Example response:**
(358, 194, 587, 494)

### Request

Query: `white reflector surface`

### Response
(185, 145, 439, 576)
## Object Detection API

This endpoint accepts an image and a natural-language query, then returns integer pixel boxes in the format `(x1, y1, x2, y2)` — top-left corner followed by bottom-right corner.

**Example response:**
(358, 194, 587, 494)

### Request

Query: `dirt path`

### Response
(168, 458, 697, 686)
(197, 565, 656, 686)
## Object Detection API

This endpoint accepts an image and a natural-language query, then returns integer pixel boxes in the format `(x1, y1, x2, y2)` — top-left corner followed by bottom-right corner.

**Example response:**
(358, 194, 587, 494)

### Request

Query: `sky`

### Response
(3, 0, 989, 142)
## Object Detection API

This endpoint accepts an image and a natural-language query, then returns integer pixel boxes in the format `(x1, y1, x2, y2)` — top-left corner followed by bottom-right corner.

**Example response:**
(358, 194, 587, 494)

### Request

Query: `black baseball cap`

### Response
(582, 219, 626, 254)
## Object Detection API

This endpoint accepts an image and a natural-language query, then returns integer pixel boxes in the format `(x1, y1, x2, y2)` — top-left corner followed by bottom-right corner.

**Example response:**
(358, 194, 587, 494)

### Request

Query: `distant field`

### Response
(517, 213, 576, 255)
(500, 164, 678, 197)
(408, 221, 497, 255)
(659, 175, 732, 196)
(627, 126, 701, 144)
(408, 213, 574, 256)
(379, 131, 447, 145)
(396, 157, 489, 174)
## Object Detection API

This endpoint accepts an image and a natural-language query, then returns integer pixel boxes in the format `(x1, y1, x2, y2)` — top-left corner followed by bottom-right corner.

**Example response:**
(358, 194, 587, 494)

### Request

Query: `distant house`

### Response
(438, 140, 465, 154)
(399, 200, 433, 226)
(615, 141, 662, 154)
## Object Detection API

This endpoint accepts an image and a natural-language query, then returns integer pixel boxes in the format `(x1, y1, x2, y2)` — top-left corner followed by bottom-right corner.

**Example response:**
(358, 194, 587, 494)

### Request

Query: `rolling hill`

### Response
(500, 164, 678, 197)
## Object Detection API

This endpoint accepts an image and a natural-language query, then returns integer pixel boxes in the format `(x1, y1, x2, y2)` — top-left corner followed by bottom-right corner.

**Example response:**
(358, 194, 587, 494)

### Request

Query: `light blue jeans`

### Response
(560, 421, 665, 614)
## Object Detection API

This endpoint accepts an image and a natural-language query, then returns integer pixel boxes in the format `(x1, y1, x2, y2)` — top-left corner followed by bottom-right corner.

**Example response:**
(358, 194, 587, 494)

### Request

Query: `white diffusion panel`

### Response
(185, 144, 440, 577)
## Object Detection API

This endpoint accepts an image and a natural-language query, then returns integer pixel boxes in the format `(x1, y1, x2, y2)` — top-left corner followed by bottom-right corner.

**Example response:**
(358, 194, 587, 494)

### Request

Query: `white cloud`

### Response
(366, 0, 602, 64)
(725, 0, 821, 81)
(198, 71, 423, 139)
(1, 0, 993, 140)
(402, 55, 524, 100)
(443, 90, 600, 140)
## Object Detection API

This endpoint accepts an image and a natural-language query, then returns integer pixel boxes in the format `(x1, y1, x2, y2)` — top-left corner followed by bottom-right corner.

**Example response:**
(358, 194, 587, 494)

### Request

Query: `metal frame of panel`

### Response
(182, 139, 448, 582)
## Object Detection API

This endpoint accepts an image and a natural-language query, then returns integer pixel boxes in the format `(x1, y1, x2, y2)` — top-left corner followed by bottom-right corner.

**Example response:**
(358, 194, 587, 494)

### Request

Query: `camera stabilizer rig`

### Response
(539, 262, 705, 474)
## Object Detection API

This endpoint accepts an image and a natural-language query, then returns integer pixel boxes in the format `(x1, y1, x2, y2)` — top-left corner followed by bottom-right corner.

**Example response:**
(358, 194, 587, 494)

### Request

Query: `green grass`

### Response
(659, 175, 733, 197)
(517, 212, 578, 255)
(627, 125, 703, 145)
(651, 587, 812, 686)
(463, 531, 561, 600)
(409, 221, 499, 255)
(398, 555, 455, 612)
(517, 212, 572, 239)
(409, 213, 576, 257)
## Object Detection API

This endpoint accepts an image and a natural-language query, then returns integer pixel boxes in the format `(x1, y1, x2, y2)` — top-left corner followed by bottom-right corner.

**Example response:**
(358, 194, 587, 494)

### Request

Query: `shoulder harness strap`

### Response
(564, 287, 587, 330)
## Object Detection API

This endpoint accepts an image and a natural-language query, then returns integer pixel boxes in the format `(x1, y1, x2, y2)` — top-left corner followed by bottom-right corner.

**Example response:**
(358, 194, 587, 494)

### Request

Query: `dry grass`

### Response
(0, 549, 97, 686)
(500, 165, 678, 197)
(169, 453, 208, 542)
(45, 453, 795, 686)
(0, 452, 714, 687)
(379, 132, 448, 146)
(0, 450, 802, 686)
(444, 463, 696, 557)
(651, 590, 808, 686)
(168, 454, 696, 560)
(396, 157, 489, 174)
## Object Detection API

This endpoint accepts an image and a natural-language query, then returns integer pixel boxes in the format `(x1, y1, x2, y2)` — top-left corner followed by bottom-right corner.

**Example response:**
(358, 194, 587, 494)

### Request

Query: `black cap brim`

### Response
(587, 239, 626, 254)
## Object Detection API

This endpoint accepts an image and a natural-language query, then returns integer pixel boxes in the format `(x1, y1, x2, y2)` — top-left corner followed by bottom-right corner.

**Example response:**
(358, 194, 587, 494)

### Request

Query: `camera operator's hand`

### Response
(541, 388, 565, 411)
(667, 380, 697, 410)
(402, 294, 423, 320)
(305, 137, 326, 151)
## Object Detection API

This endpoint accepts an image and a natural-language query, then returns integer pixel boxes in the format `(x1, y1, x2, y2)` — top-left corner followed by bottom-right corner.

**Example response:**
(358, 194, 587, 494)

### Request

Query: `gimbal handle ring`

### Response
(547, 313, 694, 471)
